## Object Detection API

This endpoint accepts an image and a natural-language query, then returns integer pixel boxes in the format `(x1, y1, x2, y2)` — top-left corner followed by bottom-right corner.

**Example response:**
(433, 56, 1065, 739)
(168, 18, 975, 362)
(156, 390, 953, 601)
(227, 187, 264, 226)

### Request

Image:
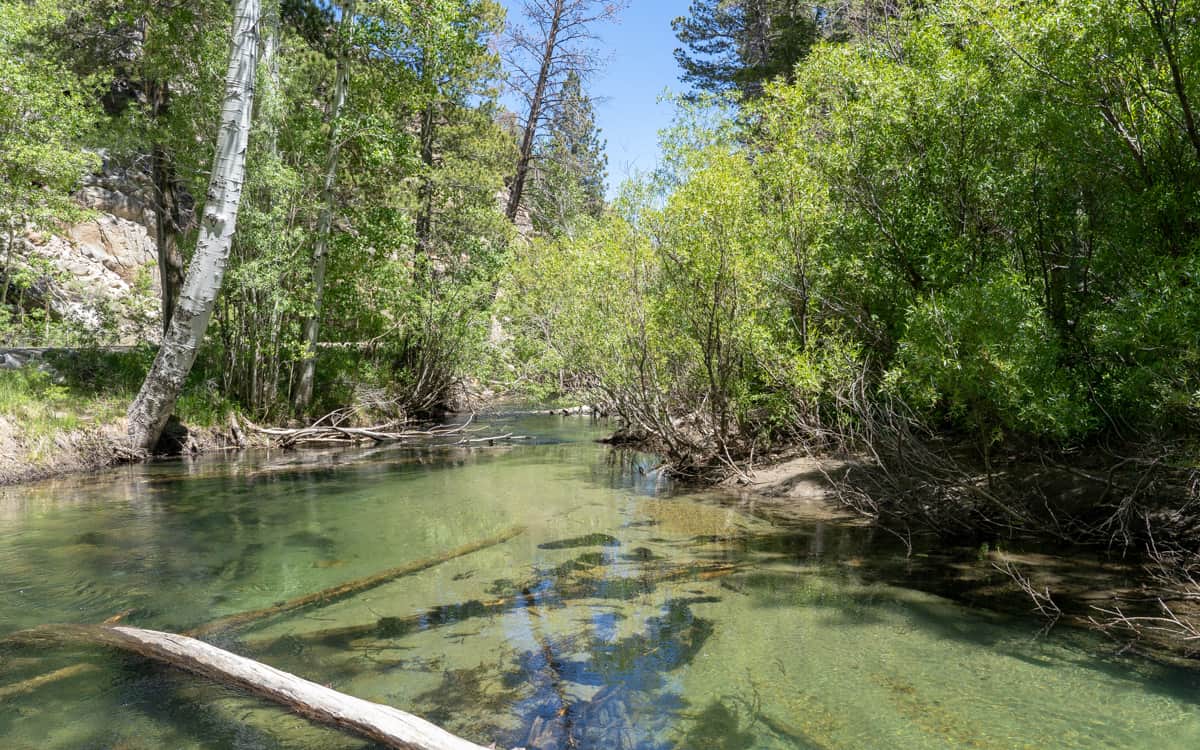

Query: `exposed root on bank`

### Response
(592, 360, 1200, 658)
(1085, 534, 1200, 658)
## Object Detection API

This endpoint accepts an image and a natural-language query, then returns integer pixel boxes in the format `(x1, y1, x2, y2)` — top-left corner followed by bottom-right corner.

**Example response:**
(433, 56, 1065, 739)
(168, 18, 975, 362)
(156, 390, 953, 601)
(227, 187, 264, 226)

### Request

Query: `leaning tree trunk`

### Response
(293, 0, 354, 415)
(126, 0, 261, 452)
(505, 0, 563, 222)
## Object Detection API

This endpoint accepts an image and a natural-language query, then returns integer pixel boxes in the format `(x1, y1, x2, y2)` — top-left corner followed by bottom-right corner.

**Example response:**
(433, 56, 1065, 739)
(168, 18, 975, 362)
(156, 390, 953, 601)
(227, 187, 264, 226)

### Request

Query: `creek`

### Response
(1, 414, 1197, 749)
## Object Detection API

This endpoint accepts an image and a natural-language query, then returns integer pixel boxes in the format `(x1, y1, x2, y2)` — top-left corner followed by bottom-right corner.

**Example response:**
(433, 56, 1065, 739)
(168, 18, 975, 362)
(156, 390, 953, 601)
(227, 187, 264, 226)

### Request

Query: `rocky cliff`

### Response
(4, 155, 162, 344)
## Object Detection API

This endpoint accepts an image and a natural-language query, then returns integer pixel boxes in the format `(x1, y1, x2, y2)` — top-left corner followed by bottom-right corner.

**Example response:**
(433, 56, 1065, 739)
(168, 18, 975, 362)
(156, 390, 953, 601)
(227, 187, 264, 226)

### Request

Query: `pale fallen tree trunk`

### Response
(127, 0, 261, 452)
(9, 625, 496, 750)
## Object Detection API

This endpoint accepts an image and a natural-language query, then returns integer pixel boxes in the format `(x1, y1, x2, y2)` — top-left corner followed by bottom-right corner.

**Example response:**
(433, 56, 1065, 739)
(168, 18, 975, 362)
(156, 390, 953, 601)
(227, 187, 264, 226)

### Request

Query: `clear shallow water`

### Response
(0, 415, 1197, 749)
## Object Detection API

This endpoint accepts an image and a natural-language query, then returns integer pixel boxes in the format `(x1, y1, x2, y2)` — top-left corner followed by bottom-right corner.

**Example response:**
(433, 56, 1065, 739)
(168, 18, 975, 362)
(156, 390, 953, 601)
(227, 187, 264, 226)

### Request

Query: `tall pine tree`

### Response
(527, 71, 607, 234)
(672, 0, 827, 99)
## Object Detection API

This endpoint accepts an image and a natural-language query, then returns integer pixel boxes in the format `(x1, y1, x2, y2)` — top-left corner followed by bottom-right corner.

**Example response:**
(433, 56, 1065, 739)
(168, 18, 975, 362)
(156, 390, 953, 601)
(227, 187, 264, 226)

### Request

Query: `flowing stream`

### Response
(1, 414, 1198, 749)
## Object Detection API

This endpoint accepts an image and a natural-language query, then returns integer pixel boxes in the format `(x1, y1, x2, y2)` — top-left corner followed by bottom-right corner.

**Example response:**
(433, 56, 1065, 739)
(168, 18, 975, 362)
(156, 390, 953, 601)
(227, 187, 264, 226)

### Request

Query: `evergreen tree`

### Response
(502, 0, 624, 223)
(672, 0, 825, 99)
(528, 71, 608, 233)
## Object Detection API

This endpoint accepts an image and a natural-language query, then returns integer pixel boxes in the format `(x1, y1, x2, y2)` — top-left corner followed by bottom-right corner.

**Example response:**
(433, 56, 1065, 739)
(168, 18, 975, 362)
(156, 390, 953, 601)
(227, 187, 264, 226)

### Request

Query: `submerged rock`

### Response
(538, 533, 621, 550)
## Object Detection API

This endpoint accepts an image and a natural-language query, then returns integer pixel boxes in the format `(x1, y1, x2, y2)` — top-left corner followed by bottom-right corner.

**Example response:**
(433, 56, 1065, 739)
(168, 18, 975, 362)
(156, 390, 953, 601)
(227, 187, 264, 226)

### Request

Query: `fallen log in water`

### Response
(255, 560, 745, 651)
(0, 527, 525, 699)
(190, 525, 526, 638)
(522, 406, 598, 416)
(0, 662, 95, 702)
(251, 413, 479, 448)
(8, 625, 497, 750)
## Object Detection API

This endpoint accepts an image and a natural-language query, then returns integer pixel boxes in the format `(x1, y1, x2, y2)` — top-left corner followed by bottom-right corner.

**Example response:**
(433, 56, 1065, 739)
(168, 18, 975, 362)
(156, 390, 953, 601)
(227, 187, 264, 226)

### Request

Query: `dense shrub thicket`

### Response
(505, 0, 1200, 475)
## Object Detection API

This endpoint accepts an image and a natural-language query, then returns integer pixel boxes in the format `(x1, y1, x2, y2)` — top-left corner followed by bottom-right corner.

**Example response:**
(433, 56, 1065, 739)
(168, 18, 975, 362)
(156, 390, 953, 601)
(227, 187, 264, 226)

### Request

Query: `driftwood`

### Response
(9, 624, 496, 750)
(190, 525, 526, 637)
(256, 560, 744, 650)
(0, 527, 525, 699)
(252, 413, 479, 448)
(456, 433, 531, 445)
(523, 406, 597, 416)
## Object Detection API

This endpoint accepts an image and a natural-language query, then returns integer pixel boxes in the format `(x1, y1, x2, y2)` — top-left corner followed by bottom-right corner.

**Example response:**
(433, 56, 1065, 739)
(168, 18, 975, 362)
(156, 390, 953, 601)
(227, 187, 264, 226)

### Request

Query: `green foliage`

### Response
(206, 0, 513, 419)
(0, 0, 102, 229)
(507, 0, 1200, 464)
(886, 273, 1093, 441)
(0, 350, 231, 459)
(527, 71, 609, 234)
(672, 0, 829, 100)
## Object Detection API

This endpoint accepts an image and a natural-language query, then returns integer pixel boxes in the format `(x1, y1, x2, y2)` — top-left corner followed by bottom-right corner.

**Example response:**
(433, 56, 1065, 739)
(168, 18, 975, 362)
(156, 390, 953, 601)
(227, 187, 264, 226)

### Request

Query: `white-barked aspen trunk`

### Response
(127, 0, 261, 452)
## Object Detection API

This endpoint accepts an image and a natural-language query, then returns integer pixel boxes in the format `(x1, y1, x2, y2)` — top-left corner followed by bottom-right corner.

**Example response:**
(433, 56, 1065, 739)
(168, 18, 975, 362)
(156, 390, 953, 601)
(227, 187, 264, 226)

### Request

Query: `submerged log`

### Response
(190, 525, 526, 638)
(10, 625, 496, 750)
(256, 560, 745, 650)
(0, 662, 95, 702)
(0, 527, 525, 698)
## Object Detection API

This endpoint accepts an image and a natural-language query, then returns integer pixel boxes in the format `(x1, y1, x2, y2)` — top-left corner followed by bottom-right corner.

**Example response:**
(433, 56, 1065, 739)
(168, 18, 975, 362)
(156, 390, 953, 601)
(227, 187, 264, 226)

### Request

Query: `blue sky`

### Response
(498, 1, 691, 190)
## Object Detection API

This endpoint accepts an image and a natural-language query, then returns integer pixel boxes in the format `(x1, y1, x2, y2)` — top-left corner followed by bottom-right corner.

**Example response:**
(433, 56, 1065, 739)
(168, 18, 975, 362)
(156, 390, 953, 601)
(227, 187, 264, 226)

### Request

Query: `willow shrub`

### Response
(505, 0, 1200, 458)
(885, 272, 1094, 442)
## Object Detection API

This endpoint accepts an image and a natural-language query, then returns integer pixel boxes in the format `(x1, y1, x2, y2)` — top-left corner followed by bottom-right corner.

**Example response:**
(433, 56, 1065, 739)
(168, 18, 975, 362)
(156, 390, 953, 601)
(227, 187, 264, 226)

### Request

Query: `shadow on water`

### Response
(221, 515, 1200, 748)
(411, 595, 715, 750)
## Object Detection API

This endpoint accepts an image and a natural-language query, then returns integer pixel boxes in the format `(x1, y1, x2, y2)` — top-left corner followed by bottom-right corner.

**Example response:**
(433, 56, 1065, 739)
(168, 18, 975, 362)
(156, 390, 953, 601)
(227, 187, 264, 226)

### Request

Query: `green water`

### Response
(1, 414, 1197, 749)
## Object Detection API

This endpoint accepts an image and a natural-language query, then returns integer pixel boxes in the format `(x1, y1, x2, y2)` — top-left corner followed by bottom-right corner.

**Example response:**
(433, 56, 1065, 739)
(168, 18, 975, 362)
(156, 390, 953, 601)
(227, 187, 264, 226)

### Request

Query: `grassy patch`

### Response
(0, 348, 233, 463)
(0, 366, 125, 439)
(43, 347, 235, 426)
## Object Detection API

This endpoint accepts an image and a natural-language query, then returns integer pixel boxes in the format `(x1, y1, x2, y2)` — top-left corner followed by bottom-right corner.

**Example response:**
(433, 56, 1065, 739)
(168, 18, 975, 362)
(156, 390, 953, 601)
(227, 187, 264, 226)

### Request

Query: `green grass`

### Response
(0, 366, 125, 437)
(0, 349, 235, 464)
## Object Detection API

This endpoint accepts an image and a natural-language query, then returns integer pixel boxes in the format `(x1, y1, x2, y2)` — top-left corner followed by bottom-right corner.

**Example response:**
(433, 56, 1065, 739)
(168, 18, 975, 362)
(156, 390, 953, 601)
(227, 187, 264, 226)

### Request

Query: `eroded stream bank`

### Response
(2, 414, 1199, 749)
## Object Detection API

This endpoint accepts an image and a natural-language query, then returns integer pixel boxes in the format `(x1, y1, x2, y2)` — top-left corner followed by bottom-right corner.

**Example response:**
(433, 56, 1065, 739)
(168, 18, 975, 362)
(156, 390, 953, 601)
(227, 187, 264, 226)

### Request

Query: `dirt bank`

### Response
(0, 416, 261, 487)
(716, 453, 861, 524)
(728, 448, 1200, 666)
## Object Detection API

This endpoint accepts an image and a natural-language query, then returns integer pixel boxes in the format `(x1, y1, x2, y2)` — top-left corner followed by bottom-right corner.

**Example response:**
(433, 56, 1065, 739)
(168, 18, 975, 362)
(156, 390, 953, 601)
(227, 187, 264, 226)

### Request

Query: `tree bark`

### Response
(150, 142, 186, 335)
(293, 0, 354, 414)
(10, 625, 495, 750)
(415, 99, 437, 254)
(146, 77, 187, 336)
(126, 0, 261, 452)
(506, 0, 563, 222)
(292, 0, 352, 412)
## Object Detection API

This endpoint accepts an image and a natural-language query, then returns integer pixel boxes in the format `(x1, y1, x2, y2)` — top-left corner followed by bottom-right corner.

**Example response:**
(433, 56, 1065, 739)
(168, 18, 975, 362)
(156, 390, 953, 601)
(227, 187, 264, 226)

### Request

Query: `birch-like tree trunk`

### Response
(126, 0, 261, 452)
(292, 0, 354, 415)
